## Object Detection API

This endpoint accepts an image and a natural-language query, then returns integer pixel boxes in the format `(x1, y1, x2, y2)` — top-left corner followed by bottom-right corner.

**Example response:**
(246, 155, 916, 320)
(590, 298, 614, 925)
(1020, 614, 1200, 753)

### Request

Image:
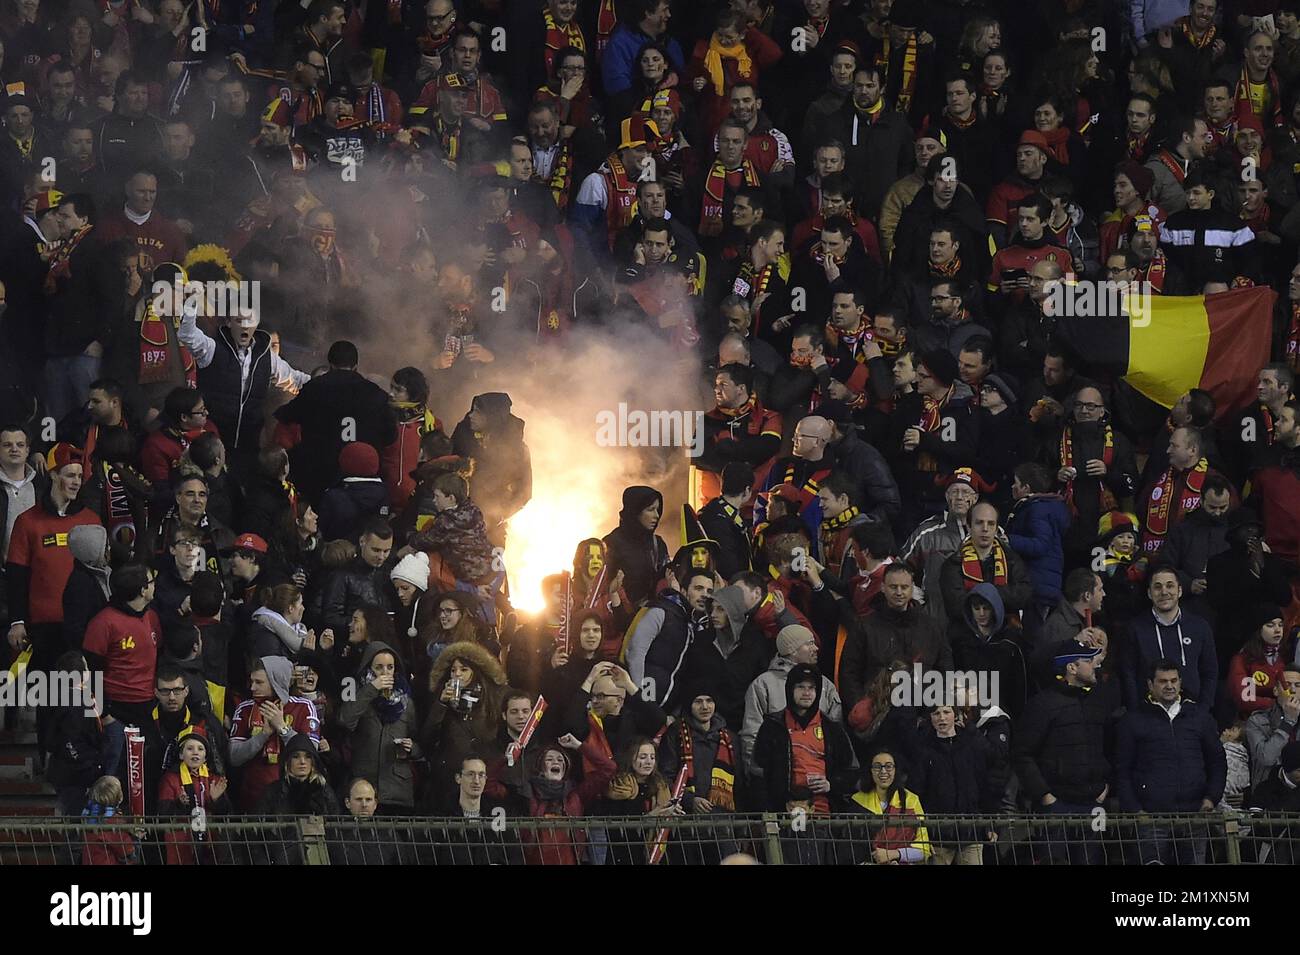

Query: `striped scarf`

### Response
(543, 9, 585, 75)
(700, 159, 760, 235)
(1060, 423, 1116, 515)
(595, 0, 617, 54)
(1141, 458, 1208, 552)
(960, 538, 1008, 590)
(677, 721, 736, 811)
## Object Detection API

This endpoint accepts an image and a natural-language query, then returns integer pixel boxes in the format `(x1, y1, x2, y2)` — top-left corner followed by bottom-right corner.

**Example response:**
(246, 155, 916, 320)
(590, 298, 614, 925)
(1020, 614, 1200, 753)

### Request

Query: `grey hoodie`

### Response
(68, 524, 111, 599)
(711, 585, 749, 657)
(740, 653, 843, 774)
(228, 655, 296, 768)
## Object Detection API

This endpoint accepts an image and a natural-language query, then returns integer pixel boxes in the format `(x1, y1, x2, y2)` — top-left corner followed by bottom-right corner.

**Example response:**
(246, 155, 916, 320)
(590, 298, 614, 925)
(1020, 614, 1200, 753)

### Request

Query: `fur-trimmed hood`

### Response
(428, 640, 506, 693)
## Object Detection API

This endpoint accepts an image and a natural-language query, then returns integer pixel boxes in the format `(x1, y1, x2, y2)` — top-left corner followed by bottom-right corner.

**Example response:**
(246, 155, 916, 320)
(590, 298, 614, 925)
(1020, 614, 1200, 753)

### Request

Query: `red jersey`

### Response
(82, 605, 162, 704)
(985, 177, 1040, 231)
(96, 211, 188, 276)
(987, 241, 1069, 294)
(228, 694, 320, 809)
(6, 502, 101, 625)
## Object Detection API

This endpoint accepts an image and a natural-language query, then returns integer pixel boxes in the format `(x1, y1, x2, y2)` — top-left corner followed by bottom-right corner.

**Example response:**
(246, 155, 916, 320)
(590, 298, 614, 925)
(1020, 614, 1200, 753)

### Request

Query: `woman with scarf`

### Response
(250, 584, 314, 660)
(1029, 91, 1088, 192)
(382, 366, 440, 511)
(157, 727, 231, 865)
(607, 41, 678, 134)
(595, 736, 684, 864)
(421, 641, 508, 810)
(503, 735, 615, 865)
(977, 50, 1023, 142)
(254, 734, 341, 861)
(602, 485, 669, 607)
(140, 386, 220, 486)
(687, 9, 781, 139)
(846, 746, 931, 865)
(1228, 604, 1292, 720)
(340, 641, 422, 813)
(426, 590, 493, 665)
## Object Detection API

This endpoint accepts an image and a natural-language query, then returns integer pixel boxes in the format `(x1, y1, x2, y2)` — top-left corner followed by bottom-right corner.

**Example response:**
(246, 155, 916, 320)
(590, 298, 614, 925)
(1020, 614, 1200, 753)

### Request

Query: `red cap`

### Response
(232, 532, 269, 554)
(1018, 129, 1051, 157)
(45, 442, 84, 473)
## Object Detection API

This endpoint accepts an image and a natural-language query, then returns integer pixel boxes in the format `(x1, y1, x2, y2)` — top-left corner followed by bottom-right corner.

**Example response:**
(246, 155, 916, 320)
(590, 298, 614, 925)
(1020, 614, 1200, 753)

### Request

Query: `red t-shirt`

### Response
(82, 605, 161, 704)
(7, 504, 102, 625)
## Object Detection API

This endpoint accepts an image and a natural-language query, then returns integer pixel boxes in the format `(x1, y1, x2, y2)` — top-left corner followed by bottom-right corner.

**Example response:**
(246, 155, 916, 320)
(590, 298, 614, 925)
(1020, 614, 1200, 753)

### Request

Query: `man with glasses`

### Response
(1053, 385, 1138, 563)
(757, 414, 834, 537)
(902, 469, 985, 622)
(565, 662, 668, 786)
(910, 279, 989, 358)
(152, 473, 234, 572)
(144, 661, 229, 811)
(401, 0, 457, 101)
(276, 0, 345, 87)
(154, 527, 204, 629)
(415, 30, 508, 133)
(139, 387, 218, 483)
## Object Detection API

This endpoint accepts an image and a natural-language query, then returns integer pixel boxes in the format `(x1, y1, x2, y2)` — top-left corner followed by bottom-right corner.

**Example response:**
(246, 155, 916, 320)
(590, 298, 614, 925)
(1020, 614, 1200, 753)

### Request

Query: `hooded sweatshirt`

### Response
(339, 640, 420, 807)
(603, 486, 669, 604)
(741, 653, 842, 772)
(228, 655, 321, 810)
(250, 605, 308, 659)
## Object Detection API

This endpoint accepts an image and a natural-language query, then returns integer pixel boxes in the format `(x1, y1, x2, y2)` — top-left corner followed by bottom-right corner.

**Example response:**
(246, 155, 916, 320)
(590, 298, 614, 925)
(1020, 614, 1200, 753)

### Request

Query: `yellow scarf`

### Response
(703, 37, 753, 97)
(179, 762, 210, 785)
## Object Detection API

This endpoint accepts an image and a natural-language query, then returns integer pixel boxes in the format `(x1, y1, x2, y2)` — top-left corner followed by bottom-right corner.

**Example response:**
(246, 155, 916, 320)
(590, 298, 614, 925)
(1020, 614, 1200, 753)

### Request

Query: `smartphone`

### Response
(1001, 268, 1027, 283)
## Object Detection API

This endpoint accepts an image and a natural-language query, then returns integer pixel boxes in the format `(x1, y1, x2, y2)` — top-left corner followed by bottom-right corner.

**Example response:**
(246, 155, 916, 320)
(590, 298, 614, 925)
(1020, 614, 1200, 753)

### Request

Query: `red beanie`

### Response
(338, 442, 379, 477)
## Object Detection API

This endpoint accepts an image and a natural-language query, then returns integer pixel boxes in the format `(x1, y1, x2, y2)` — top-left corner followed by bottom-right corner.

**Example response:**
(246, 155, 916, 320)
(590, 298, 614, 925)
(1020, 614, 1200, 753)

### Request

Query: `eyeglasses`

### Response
(930, 294, 956, 301)
(460, 770, 487, 779)
(184, 407, 208, 417)
(172, 538, 201, 548)
(870, 763, 896, 772)
(592, 693, 626, 702)
(1074, 401, 1103, 411)
(428, 11, 454, 22)
(157, 686, 187, 696)
(438, 607, 461, 615)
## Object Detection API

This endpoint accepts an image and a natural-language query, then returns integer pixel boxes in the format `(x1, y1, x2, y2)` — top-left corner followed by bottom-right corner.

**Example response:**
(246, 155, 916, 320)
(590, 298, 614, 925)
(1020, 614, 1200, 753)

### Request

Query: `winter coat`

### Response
(603, 486, 669, 605)
(840, 595, 954, 711)
(1160, 508, 1229, 619)
(319, 558, 394, 636)
(240, 472, 294, 543)
(420, 641, 508, 807)
(380, 405, 436, 510)
(910, 725, 1002, 843)
(451, 404, 532, 528)
(828, 429, 902, 525)
(741, 654, 842, 772)
(1245, 703, 1299, 786)
(680, 610, 771, 733)
(319, 477, 390, 543)
(1006, 493, 1070, 606)
(900, 510, 966, 624)
(1123, 609, 1218, 711)
(1013, 677, 1121, 804)
(274, 369, 397, 503)
(339, 641, 422, 809)
(1115, 696, 1226, 812)
(752, 668, 858, 811)
(248, 606, 308, 660)
(948, 583, 1030, 719)
(45, 703, 106, 788)
(408, 499, 494, 582)
(62, 562, 112, 651)
(939, 542, 1033, 623)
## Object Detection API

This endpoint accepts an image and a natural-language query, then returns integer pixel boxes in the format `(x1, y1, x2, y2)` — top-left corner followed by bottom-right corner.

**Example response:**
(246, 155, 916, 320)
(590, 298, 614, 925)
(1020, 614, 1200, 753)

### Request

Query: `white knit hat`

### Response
(390, 551, 430, 591)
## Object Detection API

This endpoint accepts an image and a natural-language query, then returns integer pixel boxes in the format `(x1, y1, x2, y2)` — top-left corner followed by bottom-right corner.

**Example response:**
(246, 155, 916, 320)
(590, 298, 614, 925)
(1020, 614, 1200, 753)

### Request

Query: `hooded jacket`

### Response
(1007, 492, 1071, 605)
(340, 640, 422, 808)
(603, 485, 669, 605)
(451, 395, 532, 527)
(681, 584, 772, 733)
(421, 641, 508, 807)
(62, 524, 112, 650)
(249, 605, 308, 660)
(1115, 695, 1227, 812)
(254, 732, 342, 852)
(948, 583, 1029, 719)
(741, 652, 842, 772)
(751, 663, 858, 810)
(228, 655, 321, 810)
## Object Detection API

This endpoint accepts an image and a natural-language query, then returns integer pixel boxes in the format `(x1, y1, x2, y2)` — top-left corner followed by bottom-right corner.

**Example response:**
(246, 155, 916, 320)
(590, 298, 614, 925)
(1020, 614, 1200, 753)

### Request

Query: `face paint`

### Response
(585, 545, 603, 578)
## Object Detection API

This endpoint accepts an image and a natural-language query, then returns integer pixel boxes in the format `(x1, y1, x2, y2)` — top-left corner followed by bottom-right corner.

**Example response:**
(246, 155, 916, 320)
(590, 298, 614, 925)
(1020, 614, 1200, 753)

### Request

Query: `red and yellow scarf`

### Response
(700, 159, 760, 235)
(1235, 63, 1283, 126)
(44, 224, 92, 294)
(1142, 457, 1209, 550)
(602, 155, 639, 246)
(595, 0, 617, 54)
(1179, 17, 1215, 50)
(1060, 423, 1116, 515)
(885, 33, 919, 115)
(543, 10, 585, 76)
(960, 538, 1008, 590)
(676, 720, 736, 811)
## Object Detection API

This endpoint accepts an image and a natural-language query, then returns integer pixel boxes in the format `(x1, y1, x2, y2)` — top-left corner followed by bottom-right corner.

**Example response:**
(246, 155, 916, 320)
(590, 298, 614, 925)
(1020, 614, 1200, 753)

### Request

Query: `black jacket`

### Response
(828, 429, 902, 525)
(603, 486, 669, 605)
(699, 497, 752, 580)
(275, 369, 398, 504)
(1115, 696, 1226, 812)
(840, 596, 954, 711)
(197, 326, 275, 453)
(752, 665, 857, 811)
(62, 563, 111, 651)
(318, 558, 394, 638)
(1012, 678, 1120, 804)
(910, 725, 1002, 842)
(319, 478, 390, 543)
(44, 230, 122, 357)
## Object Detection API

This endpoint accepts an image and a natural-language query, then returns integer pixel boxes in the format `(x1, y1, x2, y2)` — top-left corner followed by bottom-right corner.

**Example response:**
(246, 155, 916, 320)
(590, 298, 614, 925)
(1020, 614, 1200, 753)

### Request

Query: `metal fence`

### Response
(1, 812, 1296, 865)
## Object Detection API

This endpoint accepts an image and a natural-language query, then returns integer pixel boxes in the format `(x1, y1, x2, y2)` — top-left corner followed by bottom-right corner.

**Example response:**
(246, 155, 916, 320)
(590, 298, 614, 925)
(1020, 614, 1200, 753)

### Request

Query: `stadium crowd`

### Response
(3, 0, 1300, 865)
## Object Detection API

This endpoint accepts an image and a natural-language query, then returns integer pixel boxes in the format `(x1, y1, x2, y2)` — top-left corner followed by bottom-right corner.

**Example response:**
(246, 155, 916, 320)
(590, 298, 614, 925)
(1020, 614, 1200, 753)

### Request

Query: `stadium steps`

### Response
(0, 729, 55, 817)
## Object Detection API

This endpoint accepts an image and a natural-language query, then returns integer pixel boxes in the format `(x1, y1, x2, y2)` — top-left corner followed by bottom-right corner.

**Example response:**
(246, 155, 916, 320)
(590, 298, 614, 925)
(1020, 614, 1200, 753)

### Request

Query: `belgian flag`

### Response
(1055, 285, 1275, 417)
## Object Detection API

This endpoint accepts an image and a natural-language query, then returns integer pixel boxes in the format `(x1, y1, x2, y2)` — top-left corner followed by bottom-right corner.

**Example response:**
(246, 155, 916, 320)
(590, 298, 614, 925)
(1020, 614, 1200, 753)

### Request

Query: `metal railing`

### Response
(2, 811, 1297, 865)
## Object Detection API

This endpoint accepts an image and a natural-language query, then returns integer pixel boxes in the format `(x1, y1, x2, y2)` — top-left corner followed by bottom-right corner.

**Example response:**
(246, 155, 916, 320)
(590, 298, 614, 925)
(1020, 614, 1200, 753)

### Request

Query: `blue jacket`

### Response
(1124, 609, 1218, 711)
(601, 24, 684, 96)
(1007, 494, 1070, 605)
(1115, 697, 1226, 811)
(1130, 0, 1188, 44)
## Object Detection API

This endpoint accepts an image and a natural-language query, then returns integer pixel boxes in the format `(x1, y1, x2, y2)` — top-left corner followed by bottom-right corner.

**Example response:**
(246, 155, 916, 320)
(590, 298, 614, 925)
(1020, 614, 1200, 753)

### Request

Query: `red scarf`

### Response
(1059, 423, 1116, 515)
(1141, 458, 1209, 552)
(1288, 303, 1300, 372)
(1235, 64, 1283, 126)
(137, 300, 195, 386)
(676, 720, 736, 811)
(931, 255, 962, 278)
(43, 224, 92, 294)
(960, 537, 1008, 590)
(700, 159, 760, 236)
(1179, 17, 1216, 50)
(596, 0, 617, 53)
(1139, 249, 1167, 293)
(538, 142, 573, 212)
(1127, 131, 1151, 162)
(543, 10, 585, 76)
(602, 155, 638, 247)
(1040, 127, 1071, 165)
(914, 386, 951, 473)
(99, 460, 137, 548)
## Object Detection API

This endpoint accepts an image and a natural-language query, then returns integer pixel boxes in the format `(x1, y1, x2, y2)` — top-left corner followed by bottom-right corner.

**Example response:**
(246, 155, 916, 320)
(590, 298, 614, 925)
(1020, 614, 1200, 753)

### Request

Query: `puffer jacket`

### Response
(1006, 493, 1070, 606)
(319, 557, 394, 637)
(1115, 697, 1227, 812)
(421, 641, 508, 807)
(910, 724, 1002, 843)
(1013, 677, 1121, 804)
(339, 641, 422, 809)
(624, 589, 708, 711)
